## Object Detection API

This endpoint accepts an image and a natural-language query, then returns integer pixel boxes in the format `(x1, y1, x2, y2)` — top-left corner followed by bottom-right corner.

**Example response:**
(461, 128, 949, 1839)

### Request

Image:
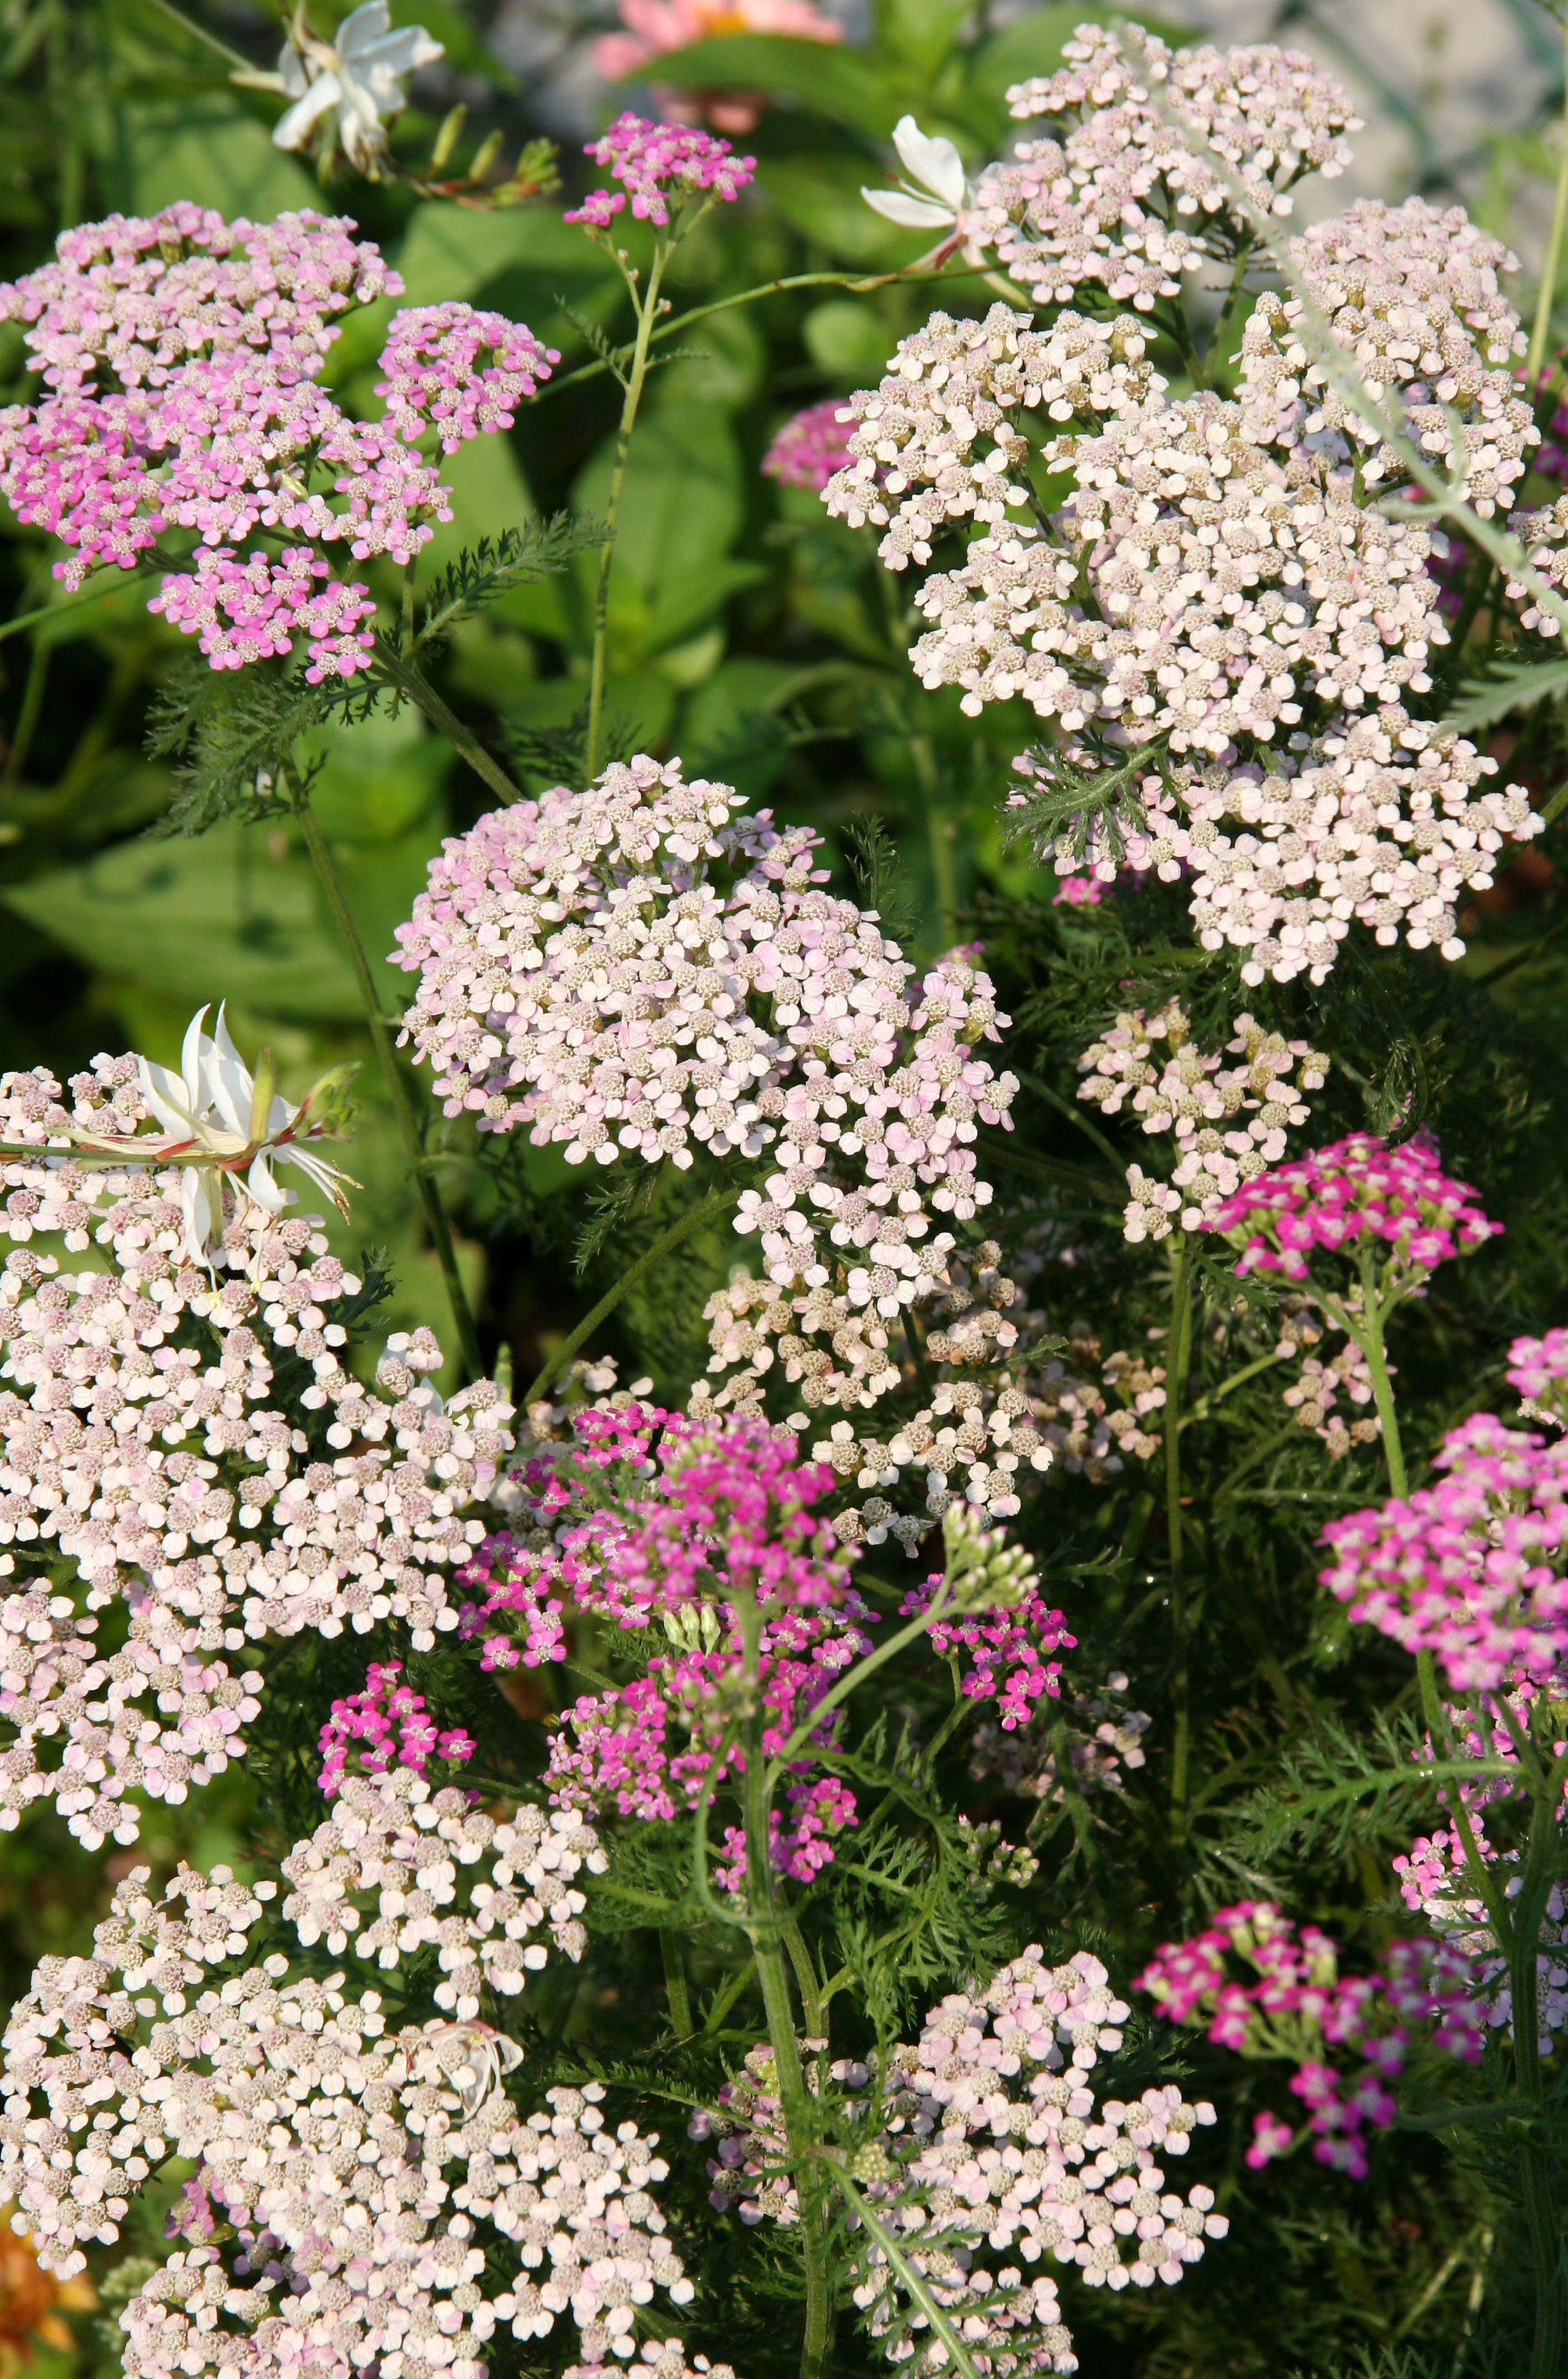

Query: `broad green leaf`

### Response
(572, 405, 762, 660)
(392, 201, 615, 318)
(634, 34, 905, 139)
(3, 816, 433, 1024)
(102, 99, 317, 220)
(1440, 659, 1568, 733)
(804, 299, 896, 383)
(764, 158, 921, 267)
(870, 0, 971, 82)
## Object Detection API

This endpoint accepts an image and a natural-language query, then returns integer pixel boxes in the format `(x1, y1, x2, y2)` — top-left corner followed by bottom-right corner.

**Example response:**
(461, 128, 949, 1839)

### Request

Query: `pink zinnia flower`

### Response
(593, 0, 842, 135)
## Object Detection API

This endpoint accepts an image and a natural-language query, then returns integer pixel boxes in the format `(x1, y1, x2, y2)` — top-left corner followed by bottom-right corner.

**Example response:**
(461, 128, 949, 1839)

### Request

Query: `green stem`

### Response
(138, 0, 257, 69)
(1165, 1232, 1194, 1833)
(737, 1595, 833, 2379)
(292, 786, 483, 1381)
(374, 646, 524, 809)
(1529, 18, 1568, 390)
(766, 1582, 952, 1783)
(832, 2171, 984, 2379)
(1205, 236, 1255, 369)
(1346, 1256, 1445, 1731)
(1179, 1347, 1284, 1430)
(1512, 1747, 1568, 2378)
(659, 1928, 693, 2038)
(1, 637, 50, 790)
(584, 238, 671, 784)
(781, 1915, 826, 2040)
(520, 1185, 739, 1408)
(0, 575, 124, 646)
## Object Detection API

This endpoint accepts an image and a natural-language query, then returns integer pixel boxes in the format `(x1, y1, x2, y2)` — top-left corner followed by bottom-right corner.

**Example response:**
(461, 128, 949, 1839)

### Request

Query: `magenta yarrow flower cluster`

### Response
(1207, 1129, 1499, 1284)
(898, 1574, 1075, 1730)
(1321, 1411, 1568, 1691)
(565, 114, 755, 230)
(761, 399, 856, 493)
(1138, 1900, 1482, 2179)
(316, 1657, 476, 1798)
(459, 1401, 880, 1888)
(0, 206, 552, 678)
(393, 754, 1017, 1302)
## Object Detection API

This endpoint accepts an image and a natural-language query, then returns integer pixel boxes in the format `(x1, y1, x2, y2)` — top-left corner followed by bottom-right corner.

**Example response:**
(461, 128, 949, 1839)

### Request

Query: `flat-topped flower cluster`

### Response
(394, 754, 1017, 1297)
(0, 205, 552, 676)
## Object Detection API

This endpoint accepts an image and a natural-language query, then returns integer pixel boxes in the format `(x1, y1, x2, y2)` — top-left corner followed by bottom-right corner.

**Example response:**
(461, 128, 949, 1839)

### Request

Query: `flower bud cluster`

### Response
(1139, 1900, 1481, 2179)
(393, 755, 1016, 1293)
(983, 29, 1358, 312)
(821, 303, 1162, 572)
(0, 206, 550, 675)
(1079, 1001, 1327, 1244)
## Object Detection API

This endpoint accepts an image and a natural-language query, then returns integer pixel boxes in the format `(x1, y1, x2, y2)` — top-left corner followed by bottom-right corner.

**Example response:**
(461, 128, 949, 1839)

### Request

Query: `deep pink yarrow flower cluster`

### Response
(459, 1401, 878, 1888)
(762, 401, 856, 493)
(1139, 1900, 1482, 2180)
(1321, 1408, 1568, 1690)
(899, 1576, 1076, 1729)
(565, 114, 756, 230)
(0, 205, 553, 680)
(316, 1657, 476, 1799)
(1207, 1130, 1499, 1283)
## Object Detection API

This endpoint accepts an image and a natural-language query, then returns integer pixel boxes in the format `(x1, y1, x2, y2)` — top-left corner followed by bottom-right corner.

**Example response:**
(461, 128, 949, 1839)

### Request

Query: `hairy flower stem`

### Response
(291, 783, 484, 1381)
(659, 1928, 693, 2038)
(1529, 17, 1568, 391)
(585, 239, 671, 785)
(831, 2171, 985, 2379)
(1165, 1232, 1194, 1833)
(518, 1185, 739, 1408)
(1510, 1745, 1568, 2378)
(374, 647, 525, 809)
(737, 1595, 834, 2379)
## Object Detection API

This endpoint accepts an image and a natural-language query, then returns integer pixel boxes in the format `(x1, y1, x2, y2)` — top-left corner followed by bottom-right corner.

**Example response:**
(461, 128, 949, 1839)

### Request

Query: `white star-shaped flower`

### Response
(272, 2, 444, 170)
(862, 115, 973, 234)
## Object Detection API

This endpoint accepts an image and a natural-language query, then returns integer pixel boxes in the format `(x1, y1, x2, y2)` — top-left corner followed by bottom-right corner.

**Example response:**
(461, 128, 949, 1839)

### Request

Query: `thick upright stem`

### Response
(1511, 1760, 1568, 2378)
(292, 788, 483, 1380)
(737, 1597, 834, 2379)
(518, 1186, 739, 1408)
(1529, 19, 1568, 390)
(1165, 1232, 1194, 1831)
(585, 241, 670, 785)
(1351, 1264, 1445, 1731)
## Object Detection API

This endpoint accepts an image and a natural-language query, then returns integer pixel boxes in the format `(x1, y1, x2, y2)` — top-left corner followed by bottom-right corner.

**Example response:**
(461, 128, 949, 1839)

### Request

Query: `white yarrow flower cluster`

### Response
(1076, 1002, 1327, 1243)
(394, 754, 1018, 1296)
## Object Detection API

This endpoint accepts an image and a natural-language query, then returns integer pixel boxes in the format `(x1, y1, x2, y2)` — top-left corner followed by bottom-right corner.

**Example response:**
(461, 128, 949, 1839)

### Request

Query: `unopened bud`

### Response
(942, 1504, 1037, 1609)
(431, 103, 466, 174)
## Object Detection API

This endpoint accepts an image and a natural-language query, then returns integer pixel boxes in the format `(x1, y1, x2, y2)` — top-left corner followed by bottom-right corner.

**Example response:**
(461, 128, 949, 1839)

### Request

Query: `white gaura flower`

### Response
(271, 1, 444, 170)
(862, 116, 979, 250)
(66, 1006, 356, 1264)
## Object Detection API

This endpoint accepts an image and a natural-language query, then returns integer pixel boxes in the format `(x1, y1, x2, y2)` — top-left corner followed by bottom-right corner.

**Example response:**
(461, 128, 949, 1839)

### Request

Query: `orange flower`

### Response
(0, 2209, 96, 2378)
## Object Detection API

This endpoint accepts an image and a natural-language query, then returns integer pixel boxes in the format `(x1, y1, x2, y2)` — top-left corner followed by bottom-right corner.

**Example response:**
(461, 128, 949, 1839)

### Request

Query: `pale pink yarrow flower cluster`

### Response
(459, 1399, 879, 1889)
(392, 754, 1017, 1302)
(316, 1657, 476, 1797)
(1207, 1130, 1499, 1283)
(898, 1572, 1075, 1729)
(1321, 1413, 1568, 1690)
(1076, 1000, 1327, 1244)
(0, 208, 552, 678)
(1139, 1900, 1481, 2180)
(978, 26, 1358, 313)
(694, 1946, 1224, 2367)
(565, 114, 755, 229)
(762, 400, 856, 492)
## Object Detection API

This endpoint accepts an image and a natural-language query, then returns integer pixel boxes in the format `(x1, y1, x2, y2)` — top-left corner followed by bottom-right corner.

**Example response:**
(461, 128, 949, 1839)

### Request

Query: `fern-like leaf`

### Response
(416, 513, 604, 652)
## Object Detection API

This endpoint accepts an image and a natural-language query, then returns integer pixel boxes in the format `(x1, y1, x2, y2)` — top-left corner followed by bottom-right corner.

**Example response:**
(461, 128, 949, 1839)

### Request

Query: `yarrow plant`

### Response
(13, 14, 1568, 2379)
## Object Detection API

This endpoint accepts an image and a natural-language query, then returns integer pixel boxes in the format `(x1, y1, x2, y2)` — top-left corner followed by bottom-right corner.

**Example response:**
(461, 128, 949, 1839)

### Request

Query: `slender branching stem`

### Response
(518, 1185, 739, 1408)
(584, 237, 671, 784)
(374, 645, 524, 809)
(831, 2170, 984, 2379)
(659, 1928, 693, 2038)
(290, 779, 483, 1381)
